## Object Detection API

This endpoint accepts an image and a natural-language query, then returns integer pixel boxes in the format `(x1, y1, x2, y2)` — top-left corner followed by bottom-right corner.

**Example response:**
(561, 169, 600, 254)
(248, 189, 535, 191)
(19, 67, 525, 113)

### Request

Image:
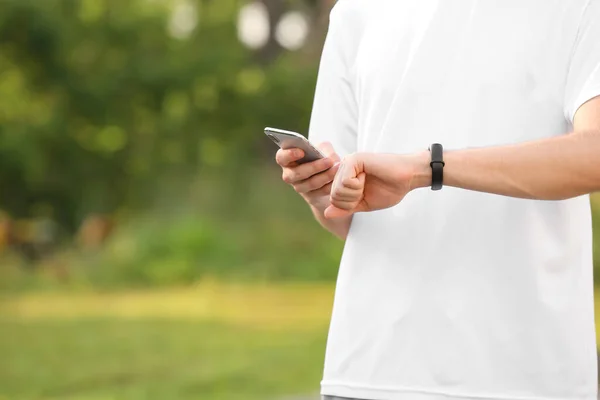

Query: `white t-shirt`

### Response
(308, 1, 600, 400)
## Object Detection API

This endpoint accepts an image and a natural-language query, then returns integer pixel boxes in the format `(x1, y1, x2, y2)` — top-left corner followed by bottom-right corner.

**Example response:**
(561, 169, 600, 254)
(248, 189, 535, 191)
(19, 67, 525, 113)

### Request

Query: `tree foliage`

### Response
(0, 0, 322, 230)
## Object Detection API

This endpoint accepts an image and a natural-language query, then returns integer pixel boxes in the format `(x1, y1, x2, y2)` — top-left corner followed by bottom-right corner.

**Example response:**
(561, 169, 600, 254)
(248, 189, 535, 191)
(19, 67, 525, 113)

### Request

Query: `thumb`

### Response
(358, 172, 366, 186)
(332, 156, 361, 192)
(341, 172, 365, 190)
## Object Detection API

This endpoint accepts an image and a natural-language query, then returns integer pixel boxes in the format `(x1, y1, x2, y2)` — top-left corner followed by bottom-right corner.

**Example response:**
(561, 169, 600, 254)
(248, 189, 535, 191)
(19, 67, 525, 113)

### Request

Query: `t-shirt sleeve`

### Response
(307, 4, 358, 158)
(564, 0, 600, 125)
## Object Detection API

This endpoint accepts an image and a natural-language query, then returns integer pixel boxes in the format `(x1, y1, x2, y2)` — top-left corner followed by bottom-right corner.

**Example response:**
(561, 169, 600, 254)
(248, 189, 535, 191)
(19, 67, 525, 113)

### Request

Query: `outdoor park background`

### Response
(0, 1, 599, 399)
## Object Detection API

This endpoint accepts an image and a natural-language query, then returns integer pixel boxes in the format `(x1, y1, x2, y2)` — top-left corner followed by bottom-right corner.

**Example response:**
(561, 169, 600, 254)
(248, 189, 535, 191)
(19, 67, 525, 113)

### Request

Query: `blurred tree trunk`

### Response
(255, 0, 287, 65)
(253, 0, 335, 65)
(304, 0, 335, 58)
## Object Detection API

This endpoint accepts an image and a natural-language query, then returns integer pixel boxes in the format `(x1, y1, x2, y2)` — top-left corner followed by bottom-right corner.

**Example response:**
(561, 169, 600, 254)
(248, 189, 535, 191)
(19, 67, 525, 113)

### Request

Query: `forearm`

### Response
(310, 203, 352, 240)
(413, 130, 600, 200)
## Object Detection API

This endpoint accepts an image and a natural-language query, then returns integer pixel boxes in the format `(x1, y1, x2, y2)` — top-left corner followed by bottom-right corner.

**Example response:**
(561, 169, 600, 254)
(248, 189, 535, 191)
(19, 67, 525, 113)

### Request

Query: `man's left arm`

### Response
(325, 2, 600, 218)
(410, 96, 600, 200)
(421, 1, 600, 201)
(325, 98, 600, 219)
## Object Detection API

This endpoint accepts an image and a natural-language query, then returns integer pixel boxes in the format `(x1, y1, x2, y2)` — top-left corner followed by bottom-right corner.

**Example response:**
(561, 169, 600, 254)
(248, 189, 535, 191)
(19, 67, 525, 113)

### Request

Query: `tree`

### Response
(0, 0, 322, 232)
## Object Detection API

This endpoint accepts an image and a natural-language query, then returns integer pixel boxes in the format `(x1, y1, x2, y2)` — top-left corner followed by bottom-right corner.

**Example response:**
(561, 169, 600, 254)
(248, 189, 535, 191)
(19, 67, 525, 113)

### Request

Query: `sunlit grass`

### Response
(0, 319, 327, 400)
(4, 281, 600, 339)
(0, 280, 334, 332)
(0, 282, 334, 400)
(2, 282, 600, 400)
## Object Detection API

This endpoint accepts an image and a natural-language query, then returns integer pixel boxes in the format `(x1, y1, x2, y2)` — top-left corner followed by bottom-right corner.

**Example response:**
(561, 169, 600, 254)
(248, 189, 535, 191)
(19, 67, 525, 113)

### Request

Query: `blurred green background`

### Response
(0, 1, 598, 399)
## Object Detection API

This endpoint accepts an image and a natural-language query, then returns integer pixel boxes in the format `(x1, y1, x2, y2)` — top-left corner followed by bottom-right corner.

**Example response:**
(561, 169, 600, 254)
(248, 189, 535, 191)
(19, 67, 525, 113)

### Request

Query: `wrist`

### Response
(409, 150, 433, 190)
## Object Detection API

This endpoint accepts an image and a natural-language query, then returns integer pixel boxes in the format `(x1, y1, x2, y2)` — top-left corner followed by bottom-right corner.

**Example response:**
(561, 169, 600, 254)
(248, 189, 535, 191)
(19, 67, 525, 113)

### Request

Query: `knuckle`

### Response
(309, 177, 324, 192)
(280, 150, 297, 166)
(275, 150, 286, 165)
(282, 171, 292, 183)
(289, 170, 299, 182)
(309, 162, 323, 175)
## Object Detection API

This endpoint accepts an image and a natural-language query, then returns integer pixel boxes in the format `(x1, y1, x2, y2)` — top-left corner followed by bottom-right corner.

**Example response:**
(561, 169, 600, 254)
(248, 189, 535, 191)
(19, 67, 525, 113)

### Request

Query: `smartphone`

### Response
(264, 127, 325, 164)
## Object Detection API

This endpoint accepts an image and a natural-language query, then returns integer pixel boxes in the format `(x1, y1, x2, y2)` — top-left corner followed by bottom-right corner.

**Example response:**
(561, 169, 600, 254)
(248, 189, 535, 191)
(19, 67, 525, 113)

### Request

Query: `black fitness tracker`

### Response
(429, 143, 444, 191)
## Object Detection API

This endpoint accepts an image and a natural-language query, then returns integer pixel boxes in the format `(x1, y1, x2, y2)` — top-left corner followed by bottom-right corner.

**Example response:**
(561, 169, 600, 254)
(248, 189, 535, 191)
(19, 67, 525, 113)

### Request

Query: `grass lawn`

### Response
(0, 282, 334, 400)
(2, 282, 600, 400)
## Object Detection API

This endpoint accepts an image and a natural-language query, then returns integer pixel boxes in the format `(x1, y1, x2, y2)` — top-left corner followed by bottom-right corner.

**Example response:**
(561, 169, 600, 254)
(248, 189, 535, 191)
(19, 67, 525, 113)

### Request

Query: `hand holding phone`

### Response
(266, 127, 341, 210)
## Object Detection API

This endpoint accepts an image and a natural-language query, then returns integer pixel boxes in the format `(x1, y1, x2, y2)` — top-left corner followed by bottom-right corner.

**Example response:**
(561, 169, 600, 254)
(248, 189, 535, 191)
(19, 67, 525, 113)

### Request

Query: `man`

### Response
(276, 1, 600, 400)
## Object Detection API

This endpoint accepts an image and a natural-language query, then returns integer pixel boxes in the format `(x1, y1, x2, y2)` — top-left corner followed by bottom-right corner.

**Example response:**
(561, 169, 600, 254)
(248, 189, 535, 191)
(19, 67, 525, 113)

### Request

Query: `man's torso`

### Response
(320, 1, 597, 400)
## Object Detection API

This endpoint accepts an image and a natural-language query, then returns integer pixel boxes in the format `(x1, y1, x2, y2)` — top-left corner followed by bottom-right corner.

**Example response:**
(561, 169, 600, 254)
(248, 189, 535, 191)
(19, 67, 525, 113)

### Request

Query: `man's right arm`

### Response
(309, 203, 353, 240)
(277, 2, 358, 240)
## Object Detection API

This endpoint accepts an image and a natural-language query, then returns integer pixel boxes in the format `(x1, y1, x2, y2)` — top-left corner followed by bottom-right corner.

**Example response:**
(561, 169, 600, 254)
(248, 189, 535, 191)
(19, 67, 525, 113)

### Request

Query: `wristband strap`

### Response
(429, 143, 444, 191)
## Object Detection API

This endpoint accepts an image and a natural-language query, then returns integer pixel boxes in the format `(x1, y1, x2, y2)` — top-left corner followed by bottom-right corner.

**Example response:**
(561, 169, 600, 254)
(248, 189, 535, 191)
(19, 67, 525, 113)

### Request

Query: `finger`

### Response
(331, 156, 359, 194)
(293, 163, 340, 194)
(315, 142, 341, 163)
(330, 198, 359, 211)
(331, 186, 363, 202)
(342, 172, 366, 190)
(282, 157, 335, 184)
(325, 198, 368, 219)
(276, 148, 305, 167)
